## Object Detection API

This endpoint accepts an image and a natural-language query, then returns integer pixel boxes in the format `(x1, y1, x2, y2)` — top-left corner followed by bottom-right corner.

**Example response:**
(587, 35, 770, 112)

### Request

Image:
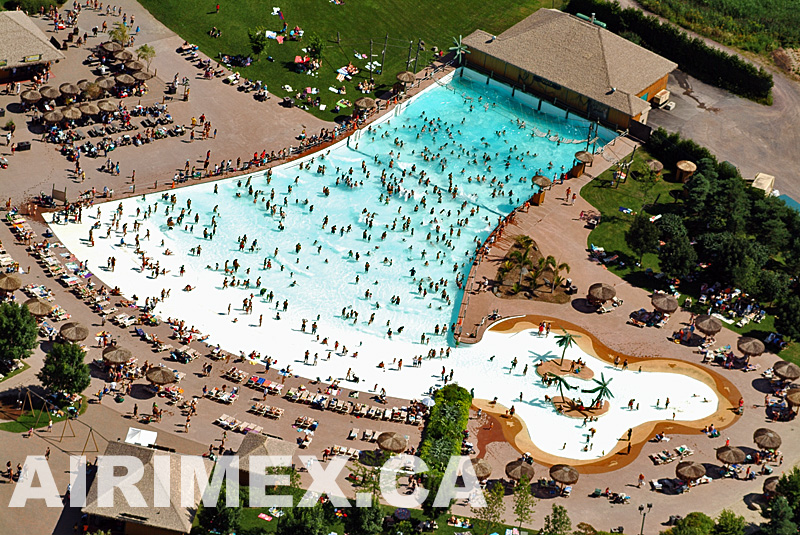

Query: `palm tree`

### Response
(584, 373, 614, 408)
(449, 35, 470, 65)
(509, 246, 535, 286)
(550, 258, 570, 293)
(108, 21, 130, 45)
(555, 329, 580, 366)
(547, 372, 574, 406)
(530, 255, 554, 292)
(497, 260, 514, 284)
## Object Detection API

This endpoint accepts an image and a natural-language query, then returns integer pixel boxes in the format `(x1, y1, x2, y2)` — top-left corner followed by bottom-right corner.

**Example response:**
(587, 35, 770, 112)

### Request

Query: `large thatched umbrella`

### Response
(97, 100, 116, 113)
(773, 361, 800, 382)
(652, 293, 678, 314)
(114, 49, 134, 62)
(532, 175, 552, 188)
(785, 388, 800, 408)
(695, 314, 722, 336)
(62, 106, 82, 121)
(355, 96, 376, 109)
(575, 151, 594, 164)
(102, 41, 124, 53)
(39, 85, 61, 100)
(647, 159, 664, 173)
(60, 322, 89, 342)
(115, 73, 136, 86)
(133, 71, 154, 81)
(396, 71, 415, 84)
(587, 282, 615, 303)
(24, 297, 53, 317)
(95, 76, 116, 91)
(59, 83, 80, 96)
(716, 446, 746, 465)
(505, 459, 535, 481)
(471, 458, 492, 480)
(675, 461, 706, 482)
(0, 272, 22, 291)
(753, 428, 782, 450)
(550, 464, 579, 485)
(43, 110, 64, 123)
(763, 476, 780, 496)
(125, 59, 145, 71)
(20, 89, 42, 103)
(146, 367, 177, 385)
(77, 79, 91, 92)
(376, 431, 407, 453)
(103, 345, 133, 365)
(738, 337, 765, 357)
(79, 102, 100, 116)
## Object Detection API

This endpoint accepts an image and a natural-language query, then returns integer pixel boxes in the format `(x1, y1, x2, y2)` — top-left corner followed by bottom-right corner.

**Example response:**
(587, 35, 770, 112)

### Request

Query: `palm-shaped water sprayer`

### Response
(450, 35, 470, 65)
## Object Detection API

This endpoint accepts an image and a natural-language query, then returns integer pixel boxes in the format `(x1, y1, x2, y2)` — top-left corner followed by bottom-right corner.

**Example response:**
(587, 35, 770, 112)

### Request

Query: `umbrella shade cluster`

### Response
(20, 89, 42, 103)
(103, 345, 132, 364)
(0, 272, 22, 291)
(773, 361, 800, 381)
(505, 459, 534, 481)
(95, 76, 116, 90)
(97, 100, 117, 113)
(39, 85, 61, 100)
(695, 314, 722, 335)
(675, 461, 705, 482)
(753, 428, 781, 449)
(79, 102, 101, 115)
(24, 297, 53, 316)
(550, 464, 579, 485)
(651, 293, 678, 314)
(43, 110, 64, 123)
(588, 282, 615, 303)
(115, 73, 136, 86)
(738, 337, 765, 357)
(376, 431, 407, 453)
(60, 322, 89, 342)
(59, 83, 79, 96)
(62, 107, 82, 120)
(716, 446, 746, 465)
(146, 367, 177, 385)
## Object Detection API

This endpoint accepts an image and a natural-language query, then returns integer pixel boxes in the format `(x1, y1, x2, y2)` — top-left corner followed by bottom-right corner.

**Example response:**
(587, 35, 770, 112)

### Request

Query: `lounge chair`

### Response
(348, 428, 359, 440)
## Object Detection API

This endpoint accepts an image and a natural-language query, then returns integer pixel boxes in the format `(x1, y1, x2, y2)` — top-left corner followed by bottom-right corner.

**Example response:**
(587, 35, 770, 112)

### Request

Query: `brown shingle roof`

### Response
(463, 9, 676, 116)
(0, 11, 65, 70)
(82, 442, 212, 534)
(237, 433, 297, 474)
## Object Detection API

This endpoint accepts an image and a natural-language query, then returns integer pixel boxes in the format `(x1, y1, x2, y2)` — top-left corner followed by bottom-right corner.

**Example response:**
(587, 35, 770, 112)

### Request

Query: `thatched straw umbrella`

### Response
(355, 97, 376, 109)
(79, 102, 100, 116)
(133, 71, 154, 81)
(376, 431, 407, 453)
(60, 322, 89, 342)
(146, 367, 177, 385)
(763, 476, 780, 496)
(59, 83, 80, 96)
(716, 446, 746, 465)
(24, 297, 53, 317)
(20, 89, 42, 103)
(575, 151, 594, 164)
(647, 159, 664, 174)
(695, 314, 722, 336)
(532, 175, 552, 188)
(471, 458, 492, 480)
(675, 461, 705, 482)
(785, 388, 800, 408)
(103, 345, 133, 365)
(43, 110, 64, 123)
(61, 106, 82, 121)
(125, 59, 145, 71)
(102, 41, 124, 53)
(95, 77, 116, 91)
(396, 71, 415, 84)
(550, 464, 579, 486)
(97, 100, 116, 113)
(505, 459, 535, 481)
(753, 428, 781, 450)
(77, 79, 91, 92)
(773, 361, 800, 382)
(677, 160, 697, 174)
(587, 282, 615, 304)
(738, 337, 765, 357)
(651, 293, 678, 314)
(0, 272, 23, 292)
(114, 49, 134, 62)
(39, 85, 61, 100)
(115, 73, 136, 86)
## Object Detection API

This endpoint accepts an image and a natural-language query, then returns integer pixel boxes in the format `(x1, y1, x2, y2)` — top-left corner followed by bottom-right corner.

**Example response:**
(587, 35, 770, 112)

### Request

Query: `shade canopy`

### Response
(125, 59, 145, 71)
(471, 458, 492, 480)
(647, 159, 664, 172)
(420, 396, 435, 407)
(675, 461, 706, 482)
(115, 73, 136, 86)
(79, 102, 100, 115)
(738, 337, 765, 356)
(61, 106, 82, 120)
(716, 446, 746, 465)
(77, 79, 91, 91)
(103, 345, 133, 364)
(95, 76, 116, 90)
(651, 293, 678, 314)
(677, 160, 697, 173)
(102, 41, 124, 53)
(695, 314, 722, 335)
(20, 89, 42, 102)
(550, 464, 579, 485)
(773, 361, 800, 381)
(0, 272, 23, 291)
(97, 100, 117, 112)
(59, 82, 79, 96)
(763, 476, 780, 495)
(146, 367, 177, 385)
(753, 428, 782, 450)
(133, 71, 154, 81)
(39, 85, 61, 99)
(43, 110, 63, 123)
(575, 150, 594, 164)
(24, 297, 53, 316)
(355, 97, 376, 109)
(396, 71, 415, 83)
(125, 427, 157, 447)
(532, 174, 552, 187)
(376, 431, 407, 453)
(505, 459, 535, 481)
(114, 49, 134, 61)
(60, 322, 89, 342)
(785, 388, 800, 407)
(587, 282, 615, 303)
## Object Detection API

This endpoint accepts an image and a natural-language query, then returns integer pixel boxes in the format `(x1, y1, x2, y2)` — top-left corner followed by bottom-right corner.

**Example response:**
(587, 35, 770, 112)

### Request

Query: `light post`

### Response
(639, 503, 653, 535)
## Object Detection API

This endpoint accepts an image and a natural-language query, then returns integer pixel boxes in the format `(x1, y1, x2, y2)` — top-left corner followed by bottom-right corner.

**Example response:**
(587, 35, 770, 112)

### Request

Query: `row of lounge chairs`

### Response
(247, 402, 285, 419)
(330, 444, 360, 460)
(282, 389, 421, 425)
(223, 366, 249, 383)
(205, 387, 239, 404)
(348, 428, 381, 442)
(245, 376, 285, 395)
(214, 414, 263, 434)
(649, 445, 695, 465)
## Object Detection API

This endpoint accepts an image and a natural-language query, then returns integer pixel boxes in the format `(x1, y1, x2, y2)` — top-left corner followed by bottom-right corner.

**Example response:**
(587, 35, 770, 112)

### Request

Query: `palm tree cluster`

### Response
(497, 236, 570, 295)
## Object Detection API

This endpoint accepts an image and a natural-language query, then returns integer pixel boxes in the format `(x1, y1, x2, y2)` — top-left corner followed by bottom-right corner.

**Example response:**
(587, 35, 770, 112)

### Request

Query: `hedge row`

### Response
(565, 0, 773, 102)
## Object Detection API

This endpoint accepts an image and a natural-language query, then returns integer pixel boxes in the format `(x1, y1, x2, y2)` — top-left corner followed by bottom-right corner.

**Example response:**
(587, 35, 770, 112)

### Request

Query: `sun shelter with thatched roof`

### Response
(83, 441, 212, 535)
(695, 314, 722, 336)
(471, 458, 492, 480)
(60, 322, 89, 342)
(0, 272, 22, 292)
(0, 11, 65, 81)
(753, 428, 781, 450)
(652, 293, 678, 314)
(377, 431, 408, 453)
(675, 461, 705, 482)
(550, 464, 579, 486)
(677, 160, 697, 183)
(716, 446, 746, 465)
(24, 297, 53, 316)
(738, 337, 765, 357)
(103, 345, 132, 365)
(463, 9, 676, 129)
(237, 433, 297, 484)
(773, 361, 800, 382)
(763, 476, 780, 497)
(587, 282, 615, 305)
(505, 459, 535, 481)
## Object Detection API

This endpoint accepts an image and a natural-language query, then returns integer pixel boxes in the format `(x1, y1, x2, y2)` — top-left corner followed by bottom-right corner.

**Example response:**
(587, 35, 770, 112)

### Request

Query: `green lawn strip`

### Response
(0, 394, 87, 433)
(137, 0, 556, 120)
(0, 361, 30, 384)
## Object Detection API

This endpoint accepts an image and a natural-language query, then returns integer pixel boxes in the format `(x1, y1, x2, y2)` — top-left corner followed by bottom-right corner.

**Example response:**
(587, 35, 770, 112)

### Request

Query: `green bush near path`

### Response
(137, 0, 560, 120)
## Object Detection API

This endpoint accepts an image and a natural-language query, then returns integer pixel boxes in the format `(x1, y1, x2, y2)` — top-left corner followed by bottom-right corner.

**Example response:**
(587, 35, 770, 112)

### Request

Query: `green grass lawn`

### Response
(137, 0, 559, 120)
(0, 394, 86, 433)
(0, 361, 29, 384)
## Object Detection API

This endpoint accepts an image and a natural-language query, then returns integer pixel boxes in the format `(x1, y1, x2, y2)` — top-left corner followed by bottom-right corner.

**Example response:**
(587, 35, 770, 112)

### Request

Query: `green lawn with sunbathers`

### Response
(138, 0, 561, 120)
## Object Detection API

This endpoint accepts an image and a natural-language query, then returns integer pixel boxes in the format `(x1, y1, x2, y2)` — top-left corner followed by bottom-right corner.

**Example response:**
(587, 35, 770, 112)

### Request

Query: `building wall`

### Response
(125, 522, 186, 535)
(636, 74, 670, 102)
